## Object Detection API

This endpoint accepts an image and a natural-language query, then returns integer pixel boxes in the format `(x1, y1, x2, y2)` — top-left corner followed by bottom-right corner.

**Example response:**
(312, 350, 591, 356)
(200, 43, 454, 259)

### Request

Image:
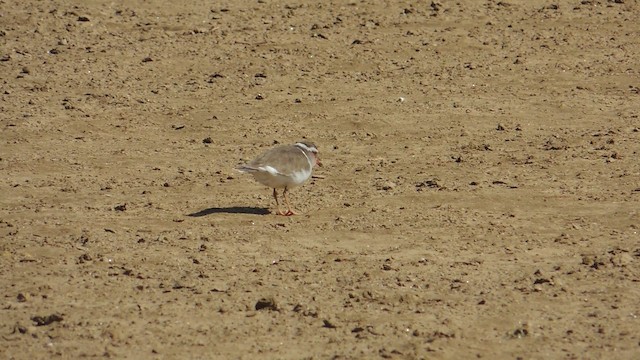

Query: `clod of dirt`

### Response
(491, 180, 518, 189)
(542, 136, 568, 150)
(511, 326, 529, 338)
(610, 252, 633, 267)
(416, 179, 443, 191)
(114, 204, 126, 211)
(77, 16, 90, 22)
(255, 297, 278, 311)
(142, 57, 153, 62)
(322, 319, 337, 329)
(17, 293, 30, 302)
(292, 304, 318, 318)
(496, 123, 506, 131)
(31, 314, 63, 326)
(426, 331, 455, 342)
(78, 253, 92, 263)
(12, 323, 37, 335)
(171, 282, 186, 290)
(581, 255, 605, 269)
(202, 137, 213, 144)
(533, 278, 551, 285)
(13, 323, 27, 334)
(378, 181, 396, 191)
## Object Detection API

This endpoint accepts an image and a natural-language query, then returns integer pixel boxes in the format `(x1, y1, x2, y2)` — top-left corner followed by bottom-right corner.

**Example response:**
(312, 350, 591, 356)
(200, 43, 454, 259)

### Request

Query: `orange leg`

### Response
(273, 188, 286, 216)
(282, 187, 297, 216)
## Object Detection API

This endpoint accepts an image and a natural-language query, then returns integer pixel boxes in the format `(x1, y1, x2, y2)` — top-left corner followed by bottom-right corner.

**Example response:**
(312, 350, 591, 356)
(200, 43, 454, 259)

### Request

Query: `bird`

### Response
(237, 141, 321, 216)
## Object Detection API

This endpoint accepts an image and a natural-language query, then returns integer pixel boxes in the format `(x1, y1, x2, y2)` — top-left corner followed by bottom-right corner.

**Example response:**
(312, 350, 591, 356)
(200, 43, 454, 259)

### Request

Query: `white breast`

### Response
(251, 166, 311, 189)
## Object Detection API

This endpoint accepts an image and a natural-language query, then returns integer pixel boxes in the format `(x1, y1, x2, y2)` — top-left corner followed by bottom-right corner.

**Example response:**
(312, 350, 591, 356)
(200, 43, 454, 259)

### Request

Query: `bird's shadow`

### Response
(187, 206, 271, 217)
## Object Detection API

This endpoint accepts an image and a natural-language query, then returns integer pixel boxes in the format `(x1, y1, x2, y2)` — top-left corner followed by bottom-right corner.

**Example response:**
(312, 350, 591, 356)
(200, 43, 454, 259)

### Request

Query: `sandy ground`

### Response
(2, 0, 640, 358)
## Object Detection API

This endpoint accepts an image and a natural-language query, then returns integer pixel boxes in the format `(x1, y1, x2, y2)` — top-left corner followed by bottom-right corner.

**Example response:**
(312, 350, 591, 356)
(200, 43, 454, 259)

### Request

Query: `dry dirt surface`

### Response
(2, 0, 640, 359)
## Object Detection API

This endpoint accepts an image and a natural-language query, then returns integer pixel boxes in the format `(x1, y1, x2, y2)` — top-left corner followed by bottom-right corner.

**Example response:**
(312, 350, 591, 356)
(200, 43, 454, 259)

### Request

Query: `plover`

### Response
(237, 141, 321, 215)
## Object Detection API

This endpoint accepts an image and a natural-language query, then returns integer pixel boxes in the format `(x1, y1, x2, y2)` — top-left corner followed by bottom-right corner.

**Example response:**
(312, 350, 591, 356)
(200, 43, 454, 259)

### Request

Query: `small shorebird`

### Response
(237, 141, 321, 215)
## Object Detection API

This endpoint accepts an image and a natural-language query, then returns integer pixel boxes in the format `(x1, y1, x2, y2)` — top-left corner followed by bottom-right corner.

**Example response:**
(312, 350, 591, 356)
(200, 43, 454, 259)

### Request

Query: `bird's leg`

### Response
(282, 187, 297, 216)
(273, 188, 286, 216)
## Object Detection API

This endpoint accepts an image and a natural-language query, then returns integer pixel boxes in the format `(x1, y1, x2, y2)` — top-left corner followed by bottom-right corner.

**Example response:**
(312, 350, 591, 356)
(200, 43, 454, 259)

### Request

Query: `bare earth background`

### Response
(2, 0, 640, 359)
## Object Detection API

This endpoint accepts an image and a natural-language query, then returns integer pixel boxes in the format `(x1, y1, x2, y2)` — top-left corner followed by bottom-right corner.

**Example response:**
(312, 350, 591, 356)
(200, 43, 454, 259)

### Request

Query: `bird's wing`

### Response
(246, 146, 310, 177)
